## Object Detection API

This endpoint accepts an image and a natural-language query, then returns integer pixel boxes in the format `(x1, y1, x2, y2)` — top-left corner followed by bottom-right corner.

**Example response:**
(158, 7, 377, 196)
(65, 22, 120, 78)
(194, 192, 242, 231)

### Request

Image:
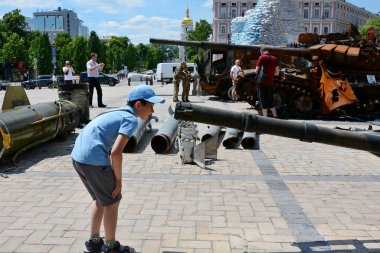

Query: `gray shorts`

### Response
(72, 159, 122, 206)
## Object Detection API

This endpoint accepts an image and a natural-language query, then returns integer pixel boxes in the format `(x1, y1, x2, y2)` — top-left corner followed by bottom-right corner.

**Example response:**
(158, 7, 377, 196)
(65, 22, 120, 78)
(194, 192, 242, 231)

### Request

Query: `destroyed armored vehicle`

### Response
(150, 27, 380, 119)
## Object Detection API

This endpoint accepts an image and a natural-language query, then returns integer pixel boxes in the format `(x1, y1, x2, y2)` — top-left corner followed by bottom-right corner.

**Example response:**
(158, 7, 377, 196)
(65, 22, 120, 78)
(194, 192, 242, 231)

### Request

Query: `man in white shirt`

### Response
(230, 59, 241, 100)
(62, 61, 75, 84)
(87, 53, 106, 108)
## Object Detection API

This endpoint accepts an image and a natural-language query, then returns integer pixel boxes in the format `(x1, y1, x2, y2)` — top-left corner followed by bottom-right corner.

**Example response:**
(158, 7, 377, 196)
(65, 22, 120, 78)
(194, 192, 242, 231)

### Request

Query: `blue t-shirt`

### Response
(71, 106, 138, 166)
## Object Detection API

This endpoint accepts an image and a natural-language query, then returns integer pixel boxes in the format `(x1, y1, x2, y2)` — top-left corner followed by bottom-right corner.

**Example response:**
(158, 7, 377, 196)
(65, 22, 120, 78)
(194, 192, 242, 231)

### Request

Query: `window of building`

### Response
(242, 3, 247, 7)
(232, 3, 236, 6)
(313, 27, 318, 34)
(231, 9, 237, 18)
(305, 27, 308, 33)
(314, 9, 320, 18)
(221, 3, 226, 7)
(315, 2, 319, 6)
(221, 12, 226, 19)
(221, 25, 226, 34)
(242, 10, 245, 17)
(323, 9, 329, 18)
(324, 26, 329, 34)
(304, 2, 309, 6)
(304, 10, 309, 18)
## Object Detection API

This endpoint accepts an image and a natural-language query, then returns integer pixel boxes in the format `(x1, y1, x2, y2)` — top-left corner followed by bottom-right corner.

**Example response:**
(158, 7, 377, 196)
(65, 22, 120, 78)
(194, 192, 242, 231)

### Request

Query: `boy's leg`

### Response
(103, 201, 120, 241)
(90, 200, 104, 236)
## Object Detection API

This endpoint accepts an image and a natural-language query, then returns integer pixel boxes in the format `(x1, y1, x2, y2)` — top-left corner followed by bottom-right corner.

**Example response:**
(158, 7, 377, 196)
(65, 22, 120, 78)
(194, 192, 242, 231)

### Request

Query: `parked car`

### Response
(127, 72, 144, 81)
(0, 81, 10, 91)
(22, 75, 53, 89)
(79, 72, 119, 86)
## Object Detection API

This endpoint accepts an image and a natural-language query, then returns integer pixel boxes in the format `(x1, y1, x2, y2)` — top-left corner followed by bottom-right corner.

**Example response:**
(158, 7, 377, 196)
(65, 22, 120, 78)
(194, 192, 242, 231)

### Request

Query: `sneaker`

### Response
(102, 241, 136, 253)
(98, 104, 107, 108)
(84, 238, 104, 253)
(89, 105, 94, 108)
(173, 99, 179, 102)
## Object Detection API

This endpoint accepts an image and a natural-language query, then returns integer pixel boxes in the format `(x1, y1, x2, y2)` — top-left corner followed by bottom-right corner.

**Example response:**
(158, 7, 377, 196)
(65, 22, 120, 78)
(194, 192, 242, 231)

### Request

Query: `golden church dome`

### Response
(182, 6, 193, 25)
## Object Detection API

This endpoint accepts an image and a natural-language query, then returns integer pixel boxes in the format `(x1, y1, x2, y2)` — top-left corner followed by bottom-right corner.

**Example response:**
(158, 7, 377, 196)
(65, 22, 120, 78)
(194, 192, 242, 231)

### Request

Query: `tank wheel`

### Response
(290, 93, 314, 118)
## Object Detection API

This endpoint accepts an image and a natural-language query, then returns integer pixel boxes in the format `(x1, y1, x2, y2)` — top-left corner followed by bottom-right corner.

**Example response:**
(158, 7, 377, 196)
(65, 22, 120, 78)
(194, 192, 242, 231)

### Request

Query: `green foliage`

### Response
(70, 36, 88, 72)
(104, 36, 130, 72)
(0, 9, 27, 37)
(37, 33, 53, 74)
(88, 31, 102, 60)
(1, 33, 27, 63)
(0, 9, 168, 76)
(186, 19, 212, 62)
(54, 33, 72, 70)
(125, 44, 138, 71)
(145, 46, 164, 70)
(359, 17, 380, 41)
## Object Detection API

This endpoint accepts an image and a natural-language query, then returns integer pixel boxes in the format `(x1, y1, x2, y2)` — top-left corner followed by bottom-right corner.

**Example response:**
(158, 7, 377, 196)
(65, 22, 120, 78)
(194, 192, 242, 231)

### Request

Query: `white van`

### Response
(156, 62, 198, 84)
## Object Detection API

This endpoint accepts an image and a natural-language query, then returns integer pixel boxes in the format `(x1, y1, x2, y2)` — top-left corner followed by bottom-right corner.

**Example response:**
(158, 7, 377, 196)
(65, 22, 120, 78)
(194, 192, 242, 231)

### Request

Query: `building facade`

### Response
(27, 7, 89, 42)
(179, 6, 194, 62)
(212, 0, 379, 43)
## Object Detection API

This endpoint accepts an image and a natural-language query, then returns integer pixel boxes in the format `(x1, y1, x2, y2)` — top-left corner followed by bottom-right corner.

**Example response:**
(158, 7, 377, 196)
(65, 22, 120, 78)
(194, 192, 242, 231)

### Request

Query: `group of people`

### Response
(62, 53, 107, 108)
(230, 47, 279, 117)
(173, 61, 191, 102)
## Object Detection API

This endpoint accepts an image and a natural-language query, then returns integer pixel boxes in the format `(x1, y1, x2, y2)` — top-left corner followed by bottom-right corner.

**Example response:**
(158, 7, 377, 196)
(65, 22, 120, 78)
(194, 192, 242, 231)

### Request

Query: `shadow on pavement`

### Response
(259, 239, 380, 253)
(0, 132, 79, 174)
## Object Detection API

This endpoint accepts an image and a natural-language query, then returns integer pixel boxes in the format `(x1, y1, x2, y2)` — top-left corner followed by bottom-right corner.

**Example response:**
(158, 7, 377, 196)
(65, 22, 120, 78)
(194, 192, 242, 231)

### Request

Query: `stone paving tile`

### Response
(0, 81, 380, 252)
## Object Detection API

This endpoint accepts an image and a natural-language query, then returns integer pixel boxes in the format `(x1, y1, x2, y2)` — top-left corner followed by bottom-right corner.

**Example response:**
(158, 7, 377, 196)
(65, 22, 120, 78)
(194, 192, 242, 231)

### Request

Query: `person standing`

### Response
(182, 65, 191, 102)
(71, 84, 165, 253)
(87, 53, 106, 108)
(255, 47, 279, 117)
(62, 61, 75, 84)
(172, 62, 187, 102)
(230, 59, 241, 100)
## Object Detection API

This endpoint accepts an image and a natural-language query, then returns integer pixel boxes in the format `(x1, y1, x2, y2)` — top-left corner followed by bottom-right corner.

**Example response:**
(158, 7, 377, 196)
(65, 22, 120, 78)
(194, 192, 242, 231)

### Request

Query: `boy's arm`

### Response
(110, 134, 130, 198)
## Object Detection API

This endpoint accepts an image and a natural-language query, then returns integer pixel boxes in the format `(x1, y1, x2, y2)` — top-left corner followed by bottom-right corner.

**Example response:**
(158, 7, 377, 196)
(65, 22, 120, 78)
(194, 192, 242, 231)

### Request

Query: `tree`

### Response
(145, 46, 164, 70)
(359, 17, 380, 41)
(70, 36, 88, 72)
(0, 9, 27, 38)
(135, 43, 148, 70)
(104, 36, 130, 72)
(186, 19, 212, 62)
(125, 44, 138, 71)
(54, 33, 72, 70)
(88, 31, 103, 60)
(37, 33, 53, 75)
(1, 33, 27, 63)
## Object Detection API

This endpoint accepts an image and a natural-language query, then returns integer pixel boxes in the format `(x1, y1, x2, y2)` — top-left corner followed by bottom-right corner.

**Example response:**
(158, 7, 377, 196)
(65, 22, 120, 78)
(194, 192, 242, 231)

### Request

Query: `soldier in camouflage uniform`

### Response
(181, 66, 191, 102)
(173, 62, 187, 102)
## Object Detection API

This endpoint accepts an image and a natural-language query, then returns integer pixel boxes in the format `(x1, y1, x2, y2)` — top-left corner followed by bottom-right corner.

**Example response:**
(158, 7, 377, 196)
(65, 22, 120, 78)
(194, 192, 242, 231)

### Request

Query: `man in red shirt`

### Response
(255, 47, 280, 117)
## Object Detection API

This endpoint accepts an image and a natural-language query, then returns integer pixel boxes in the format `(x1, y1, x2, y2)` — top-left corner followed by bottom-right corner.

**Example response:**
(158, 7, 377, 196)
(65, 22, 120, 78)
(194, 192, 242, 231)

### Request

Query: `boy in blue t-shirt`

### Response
(72, 84, 164, 253)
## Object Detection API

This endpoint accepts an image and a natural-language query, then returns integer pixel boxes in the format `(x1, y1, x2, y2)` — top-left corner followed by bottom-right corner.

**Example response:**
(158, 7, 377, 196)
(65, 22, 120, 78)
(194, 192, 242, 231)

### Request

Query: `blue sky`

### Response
(0, 0, 379, 44)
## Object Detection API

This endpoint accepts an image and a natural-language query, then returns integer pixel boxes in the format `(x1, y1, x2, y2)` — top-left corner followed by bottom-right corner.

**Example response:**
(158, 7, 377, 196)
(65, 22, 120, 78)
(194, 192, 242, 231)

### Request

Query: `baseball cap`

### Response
(65, 61, 70, 64)
(128, 84, 165, 104)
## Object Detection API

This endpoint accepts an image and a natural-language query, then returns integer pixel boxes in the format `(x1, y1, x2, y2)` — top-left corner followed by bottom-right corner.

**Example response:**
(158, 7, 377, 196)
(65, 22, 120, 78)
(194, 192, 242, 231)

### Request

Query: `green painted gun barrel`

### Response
(0, 100, 80, 161)
(174, 102, 380, 153)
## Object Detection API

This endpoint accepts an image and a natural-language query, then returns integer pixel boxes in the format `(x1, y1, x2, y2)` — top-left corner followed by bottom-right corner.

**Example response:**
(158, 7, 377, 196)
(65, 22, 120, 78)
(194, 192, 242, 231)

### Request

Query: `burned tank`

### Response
(150, 29, 380, 119)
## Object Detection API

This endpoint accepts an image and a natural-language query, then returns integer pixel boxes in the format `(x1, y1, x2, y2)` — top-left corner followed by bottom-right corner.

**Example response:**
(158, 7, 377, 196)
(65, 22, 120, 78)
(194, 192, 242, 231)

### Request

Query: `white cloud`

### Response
(0, 0, 61, 8)
(202, 0, 213, 8)
(98, 15, 182, 44)
(99, 5, 119, 14)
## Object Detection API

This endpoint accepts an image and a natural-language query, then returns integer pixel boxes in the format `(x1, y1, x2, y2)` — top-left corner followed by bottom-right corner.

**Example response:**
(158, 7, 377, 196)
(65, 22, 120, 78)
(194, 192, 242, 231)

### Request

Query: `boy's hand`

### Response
(112, 180, 122, 198)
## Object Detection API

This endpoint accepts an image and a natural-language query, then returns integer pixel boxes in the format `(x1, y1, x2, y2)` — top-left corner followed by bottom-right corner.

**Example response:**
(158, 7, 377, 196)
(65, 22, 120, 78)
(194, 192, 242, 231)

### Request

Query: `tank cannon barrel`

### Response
(150, 38, 311, 58)
(174, 102, 380, 153)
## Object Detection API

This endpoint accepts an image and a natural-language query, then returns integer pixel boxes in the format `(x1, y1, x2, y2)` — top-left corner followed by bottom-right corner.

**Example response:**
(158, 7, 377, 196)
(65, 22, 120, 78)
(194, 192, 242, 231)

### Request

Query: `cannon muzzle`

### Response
(174, 102, 380, 153)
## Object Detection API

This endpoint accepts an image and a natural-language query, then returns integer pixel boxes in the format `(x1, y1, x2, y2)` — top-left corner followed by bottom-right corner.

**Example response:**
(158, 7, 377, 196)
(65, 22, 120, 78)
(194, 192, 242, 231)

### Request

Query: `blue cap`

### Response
(128, 84, 165, 104)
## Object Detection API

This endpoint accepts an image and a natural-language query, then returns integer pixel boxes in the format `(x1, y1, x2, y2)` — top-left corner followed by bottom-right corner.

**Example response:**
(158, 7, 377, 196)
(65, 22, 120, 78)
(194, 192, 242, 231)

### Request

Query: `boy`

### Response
(72, 84, 165, 253)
